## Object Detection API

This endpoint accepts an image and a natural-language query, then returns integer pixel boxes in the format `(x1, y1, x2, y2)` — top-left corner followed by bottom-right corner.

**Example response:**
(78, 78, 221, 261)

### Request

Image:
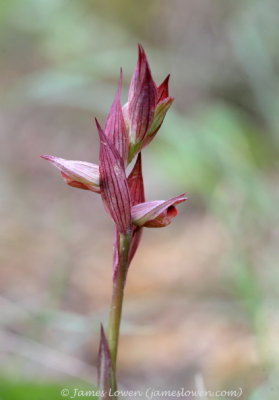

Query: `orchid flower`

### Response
(124, 45, 174, 162)
(40, 155, 100, 192)
(41, 45, 186, 398)
(132, 194, 187, 228)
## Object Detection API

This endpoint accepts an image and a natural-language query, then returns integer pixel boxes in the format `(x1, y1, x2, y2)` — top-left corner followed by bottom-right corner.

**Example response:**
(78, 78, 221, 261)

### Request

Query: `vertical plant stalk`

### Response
(107, 232, 131, 393)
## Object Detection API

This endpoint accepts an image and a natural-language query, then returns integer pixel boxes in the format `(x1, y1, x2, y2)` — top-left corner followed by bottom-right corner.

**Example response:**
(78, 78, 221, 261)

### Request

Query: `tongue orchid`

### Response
(41, 45, 187, 395)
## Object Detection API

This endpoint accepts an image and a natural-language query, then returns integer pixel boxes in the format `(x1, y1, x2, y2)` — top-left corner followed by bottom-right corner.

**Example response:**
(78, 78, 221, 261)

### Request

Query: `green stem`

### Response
(107, 232, 131, 394)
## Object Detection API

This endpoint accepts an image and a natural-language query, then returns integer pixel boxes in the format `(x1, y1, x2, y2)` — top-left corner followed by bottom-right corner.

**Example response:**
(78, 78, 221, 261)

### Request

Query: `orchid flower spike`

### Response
(41, 44, 187, 394)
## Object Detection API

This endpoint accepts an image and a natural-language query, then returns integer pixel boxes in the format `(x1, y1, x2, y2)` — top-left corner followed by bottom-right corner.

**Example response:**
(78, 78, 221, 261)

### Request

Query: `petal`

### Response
(127, 96, 174, 161)
(127, 153, 145, 206)
(131, 194, 187, 227)
(104, 70, 129, 164)
(98, 324, 114, 392)
(144, 205, 177, 227)
(41, 155, 100, 192)
(127, 45, 157, 144)
(97, 119, 132, 234)
(149, 97, 174, 135)
(60, 172, 91, 191)
(157, 74, 170, 103)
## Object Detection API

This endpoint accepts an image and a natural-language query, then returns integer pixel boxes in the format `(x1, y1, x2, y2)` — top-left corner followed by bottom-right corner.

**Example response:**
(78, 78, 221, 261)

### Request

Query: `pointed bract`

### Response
(132, 194, 187, 228)
(127, 153, 145, 264)
(98, 324, 114, 394)
(97, 119, 132, 234)
(104, 70, 129, 165)
(113, 154, 145, 277)
(41, 155, 100, 192)
(128, 228, 143, 263)
(157, 74, 170, 103)
(127, 45, 157, 144)
(127, 153, 145, 206)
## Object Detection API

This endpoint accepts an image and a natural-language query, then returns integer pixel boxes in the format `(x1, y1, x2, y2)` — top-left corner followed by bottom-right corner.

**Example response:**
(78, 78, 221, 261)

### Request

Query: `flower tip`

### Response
(40, 155, 52, 161)
(138, 43, 144, 54)
(95, 118, 104, 137)
(137, 44, 148, 63)
(41, 155, 56, 164)
(116, 69, 123, 95)
(100, 323, 105, 338)
(157, 75, 172, 103)
(94, 117, 100, 127)
(162, 74, 170, 86)
(177, 193, 188, 203)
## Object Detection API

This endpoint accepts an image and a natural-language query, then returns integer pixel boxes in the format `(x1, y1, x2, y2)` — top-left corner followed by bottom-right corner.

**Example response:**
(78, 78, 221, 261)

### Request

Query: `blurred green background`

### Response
(0, 0, 279, 399)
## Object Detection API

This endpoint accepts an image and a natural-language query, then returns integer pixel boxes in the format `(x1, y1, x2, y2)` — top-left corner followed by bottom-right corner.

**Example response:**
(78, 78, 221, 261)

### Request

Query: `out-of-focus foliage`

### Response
(0, 380, 97, 400)
(0, 0, 279, 399)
